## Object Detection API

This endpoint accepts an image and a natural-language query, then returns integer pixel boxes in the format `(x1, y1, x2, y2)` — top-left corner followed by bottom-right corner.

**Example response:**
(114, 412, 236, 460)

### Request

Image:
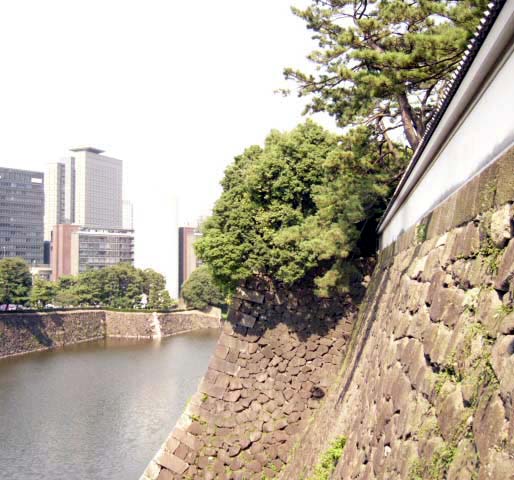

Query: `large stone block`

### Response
(172, 428, 201, 451)
(157, 452, 188, 475)
(210, 356, 241, 376)
(429, 286, 465, 328)
(494, 238, 514, 291)
(473, 392, 505, 462)
(490, 203, 513, 248)
(491, 335, 514, 397)
(238, 312, 257, 328)
(199, 379, 226, 400)
(234, 288, 265, 304)
(478, 160, 499, 212)
(436, 386, 467, 441)
(453, 176, 480, 228)
(495, 146, 514, 207)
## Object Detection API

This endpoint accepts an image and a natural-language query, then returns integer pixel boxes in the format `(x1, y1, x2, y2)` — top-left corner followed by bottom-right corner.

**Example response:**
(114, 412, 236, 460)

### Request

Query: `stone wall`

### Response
(278, 148, 514, 479)
(140, 279, 356, 480)
(0, 309, 221, 359)
(158, 310, 221, 337)
(105, 310, 221, 338)
(105, 311, 155, 338)
(0, 310, 105, 358)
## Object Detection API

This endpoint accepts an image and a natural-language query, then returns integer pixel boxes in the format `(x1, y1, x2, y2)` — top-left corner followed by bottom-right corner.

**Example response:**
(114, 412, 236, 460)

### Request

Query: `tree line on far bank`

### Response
(0, 258, 175, 310)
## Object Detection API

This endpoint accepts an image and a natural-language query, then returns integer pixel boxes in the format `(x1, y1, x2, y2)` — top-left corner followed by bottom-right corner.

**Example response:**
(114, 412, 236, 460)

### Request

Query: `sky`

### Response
(0, 0, 335, 296)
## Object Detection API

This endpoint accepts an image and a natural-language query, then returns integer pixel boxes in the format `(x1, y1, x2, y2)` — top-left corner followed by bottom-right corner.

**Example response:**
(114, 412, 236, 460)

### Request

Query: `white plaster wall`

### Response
(381, 48, 514, 248)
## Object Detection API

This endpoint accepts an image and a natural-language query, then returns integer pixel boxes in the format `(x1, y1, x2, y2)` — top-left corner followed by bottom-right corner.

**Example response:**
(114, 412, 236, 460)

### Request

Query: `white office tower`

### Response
(123, 200, 134, 230)
(71, 147, 123, 229)
(44, 162, 66, 241)
(135, 192, 179, 299)
(63, 156, 75, 224)
(45, 148, 123, 237)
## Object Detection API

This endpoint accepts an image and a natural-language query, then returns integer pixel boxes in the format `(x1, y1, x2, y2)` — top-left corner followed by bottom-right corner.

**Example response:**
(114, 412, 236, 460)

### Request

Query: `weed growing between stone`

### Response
(416, 223, 428, 244)
(477, 238, 502, 275)
(409, 318, 503, 479)
(304, 436, 347, 480)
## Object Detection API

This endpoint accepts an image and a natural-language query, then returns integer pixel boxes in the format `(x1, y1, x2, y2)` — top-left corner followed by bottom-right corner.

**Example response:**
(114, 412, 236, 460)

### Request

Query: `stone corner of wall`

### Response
(141, 277, 356, 480)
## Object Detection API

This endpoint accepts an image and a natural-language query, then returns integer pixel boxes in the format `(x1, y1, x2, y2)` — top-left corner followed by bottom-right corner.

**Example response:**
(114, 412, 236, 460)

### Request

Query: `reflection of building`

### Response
(0, 167, 44, 265)
(178, 226, 202, 291)
(52, 224, 134, 280)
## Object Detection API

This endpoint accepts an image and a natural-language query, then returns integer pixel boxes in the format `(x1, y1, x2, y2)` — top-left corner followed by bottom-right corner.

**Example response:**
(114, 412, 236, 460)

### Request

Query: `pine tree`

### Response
(284, 0, 488, 149)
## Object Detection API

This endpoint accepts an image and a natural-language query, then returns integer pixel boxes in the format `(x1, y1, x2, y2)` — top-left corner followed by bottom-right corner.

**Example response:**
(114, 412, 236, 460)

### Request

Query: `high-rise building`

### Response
(123, 200, 134, 230)
(0, 167, 44, 265)
(52, 224, 134, 280)
(63, 156, 76, 224)
(178, 226, 202, 292)
(70, 147, 123, 229)
(44, 147, 123, 243)
(44, 147, 129, 276)
(44, 162, 66, 241)
(135, 193, 178, 299)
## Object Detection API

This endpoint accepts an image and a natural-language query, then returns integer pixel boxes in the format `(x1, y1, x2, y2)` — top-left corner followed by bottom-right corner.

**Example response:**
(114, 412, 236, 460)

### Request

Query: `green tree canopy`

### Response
(30, 278, 57, 309)
(50, 264, 175, 309)
(181, 265, 226, 311)
(195, 121, 407, 295)
(0, 258, 32, 306)
(301, 125, 407, 294)
(195, 121, 336, 291)
(284, 0, 487, 149)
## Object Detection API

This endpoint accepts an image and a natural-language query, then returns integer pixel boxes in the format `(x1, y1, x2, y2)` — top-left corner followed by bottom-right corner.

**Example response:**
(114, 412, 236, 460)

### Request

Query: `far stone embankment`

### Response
(0, 308, 221, 359)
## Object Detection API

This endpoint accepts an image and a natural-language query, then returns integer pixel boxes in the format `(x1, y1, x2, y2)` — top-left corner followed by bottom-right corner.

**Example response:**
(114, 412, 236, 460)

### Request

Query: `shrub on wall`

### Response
(195, 121, 407, 296)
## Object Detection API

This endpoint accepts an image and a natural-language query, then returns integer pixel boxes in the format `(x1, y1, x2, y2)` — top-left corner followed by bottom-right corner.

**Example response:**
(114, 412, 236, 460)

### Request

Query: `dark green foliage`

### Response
(301, 126, 407, 294)
(181, 265, 226, 310)
(195, 121, 335, 291)
(196, 121, 407, 295)
(284, 0, 488, 149)
(0, 258, 32, 306)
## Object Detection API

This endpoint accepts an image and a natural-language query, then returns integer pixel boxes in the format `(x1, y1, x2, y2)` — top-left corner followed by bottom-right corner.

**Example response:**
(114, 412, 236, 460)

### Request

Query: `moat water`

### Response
(0, 329, 220, 480)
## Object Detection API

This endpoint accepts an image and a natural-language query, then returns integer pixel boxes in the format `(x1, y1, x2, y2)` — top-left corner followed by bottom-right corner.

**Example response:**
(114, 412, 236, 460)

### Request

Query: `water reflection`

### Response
(0, 329, 219, 480)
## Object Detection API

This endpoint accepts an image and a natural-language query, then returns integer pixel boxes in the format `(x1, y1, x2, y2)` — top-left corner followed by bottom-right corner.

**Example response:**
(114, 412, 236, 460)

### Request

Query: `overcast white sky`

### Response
(0, 0, 335, 293)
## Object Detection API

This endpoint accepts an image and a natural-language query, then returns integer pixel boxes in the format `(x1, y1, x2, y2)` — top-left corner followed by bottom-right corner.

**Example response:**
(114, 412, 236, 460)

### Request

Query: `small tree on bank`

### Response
(181, 266, 226, 311)
(30, 278, 57, 308)
(0, 258, 32, 306)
